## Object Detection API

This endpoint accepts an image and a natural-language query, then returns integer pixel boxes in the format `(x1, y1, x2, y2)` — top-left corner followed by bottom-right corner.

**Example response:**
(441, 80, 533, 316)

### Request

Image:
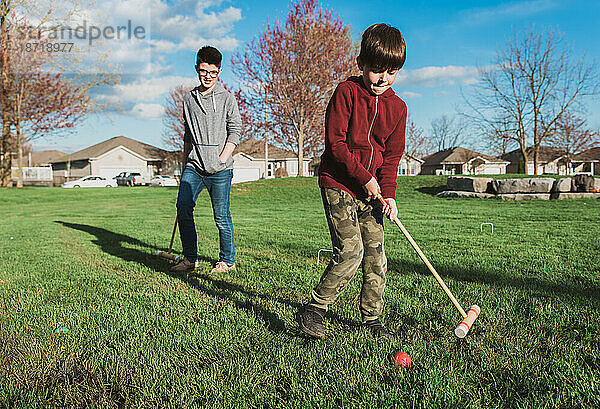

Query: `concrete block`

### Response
(436, 190, 495, 199)
(495, 193, 551, 200)
(492, 178, 555, 194)
(551, 192, 600, 199)
(551, 178, 572, 193)
(446, 177, 493, 193)
(572, 174, 595, 192)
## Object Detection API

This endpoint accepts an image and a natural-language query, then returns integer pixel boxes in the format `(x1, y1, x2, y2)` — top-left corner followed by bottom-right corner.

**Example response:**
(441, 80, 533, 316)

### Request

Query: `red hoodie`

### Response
(318, 76, 407, 200)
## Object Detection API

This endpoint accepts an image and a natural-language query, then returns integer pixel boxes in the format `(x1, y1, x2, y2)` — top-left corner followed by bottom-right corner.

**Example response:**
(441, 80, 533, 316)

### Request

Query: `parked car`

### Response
(61, 176, 118, 188)
(116, 172, 150, 186)
(150, 175, 178, 187)
(125, 172, 150, 186)
(114, 171, 129, 185)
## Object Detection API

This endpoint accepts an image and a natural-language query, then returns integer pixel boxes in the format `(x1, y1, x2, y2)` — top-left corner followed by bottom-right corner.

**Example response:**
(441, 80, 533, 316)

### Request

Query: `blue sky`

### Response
(33, 0, 600, 154)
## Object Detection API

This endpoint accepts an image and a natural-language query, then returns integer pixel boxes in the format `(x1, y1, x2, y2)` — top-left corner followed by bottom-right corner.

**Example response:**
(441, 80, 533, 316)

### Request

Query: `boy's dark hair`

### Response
(358, 23, 406, 71)
(196, 46, 222, 67)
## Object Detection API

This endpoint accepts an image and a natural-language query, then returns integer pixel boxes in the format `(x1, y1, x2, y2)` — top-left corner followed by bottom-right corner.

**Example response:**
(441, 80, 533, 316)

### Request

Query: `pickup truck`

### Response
(115, 172, 150, 186)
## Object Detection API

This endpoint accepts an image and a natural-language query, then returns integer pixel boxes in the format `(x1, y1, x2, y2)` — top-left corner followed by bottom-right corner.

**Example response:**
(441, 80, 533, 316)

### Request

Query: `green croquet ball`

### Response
(55, 327, 69, 334)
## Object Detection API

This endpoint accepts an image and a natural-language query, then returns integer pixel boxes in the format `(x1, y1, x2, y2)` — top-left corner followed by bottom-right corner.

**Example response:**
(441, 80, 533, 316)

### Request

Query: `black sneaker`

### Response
(169, 258, 197, 273)
(363, 318, 393, 339)
(296, 305, 326, 340)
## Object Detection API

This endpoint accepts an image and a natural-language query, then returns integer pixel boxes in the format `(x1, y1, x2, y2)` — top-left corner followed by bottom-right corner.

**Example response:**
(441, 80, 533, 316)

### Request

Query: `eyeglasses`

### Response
(197, 68, 220, 78)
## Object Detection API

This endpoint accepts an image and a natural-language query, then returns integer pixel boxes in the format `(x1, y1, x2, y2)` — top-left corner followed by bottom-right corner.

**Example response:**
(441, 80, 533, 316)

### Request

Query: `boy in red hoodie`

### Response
(296, 23, 407, 339)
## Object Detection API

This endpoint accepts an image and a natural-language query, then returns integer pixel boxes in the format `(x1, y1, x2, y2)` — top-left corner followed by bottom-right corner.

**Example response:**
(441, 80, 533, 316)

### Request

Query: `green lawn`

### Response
(1, 176, 599, 408)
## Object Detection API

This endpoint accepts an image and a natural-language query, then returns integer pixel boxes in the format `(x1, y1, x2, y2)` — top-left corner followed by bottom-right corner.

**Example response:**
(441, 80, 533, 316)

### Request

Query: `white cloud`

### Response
(401, 91, 421, 98)
(395, 65, 484, 88)
(112, 75, 197, 102)
(460, 0, 559, 25)
(130, 103, 165, 119)
(150, 1, 242, 52)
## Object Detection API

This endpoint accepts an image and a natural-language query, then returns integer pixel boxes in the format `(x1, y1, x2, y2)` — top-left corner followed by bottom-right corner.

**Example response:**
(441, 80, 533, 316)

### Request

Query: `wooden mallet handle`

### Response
(376, 194, 467, 318)
(454, 305, 481, 338)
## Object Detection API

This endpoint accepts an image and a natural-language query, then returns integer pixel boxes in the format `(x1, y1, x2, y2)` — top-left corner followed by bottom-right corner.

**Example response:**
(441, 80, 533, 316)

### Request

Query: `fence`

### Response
(11, 166, 53, 186)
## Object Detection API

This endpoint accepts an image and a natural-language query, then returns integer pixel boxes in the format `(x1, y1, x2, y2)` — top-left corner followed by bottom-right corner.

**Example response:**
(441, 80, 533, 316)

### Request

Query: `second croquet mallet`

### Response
(156, 216, 182, 262)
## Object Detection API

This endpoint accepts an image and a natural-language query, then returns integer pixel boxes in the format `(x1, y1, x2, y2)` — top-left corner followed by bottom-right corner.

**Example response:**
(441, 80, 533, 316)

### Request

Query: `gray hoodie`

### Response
(183, 82, 242, 174)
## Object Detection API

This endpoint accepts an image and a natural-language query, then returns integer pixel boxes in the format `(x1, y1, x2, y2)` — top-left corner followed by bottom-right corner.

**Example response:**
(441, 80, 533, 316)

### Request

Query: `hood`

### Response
(191, 81, 226, 113)
(347, 75, 397, 99)
(192, 81, 226, 98)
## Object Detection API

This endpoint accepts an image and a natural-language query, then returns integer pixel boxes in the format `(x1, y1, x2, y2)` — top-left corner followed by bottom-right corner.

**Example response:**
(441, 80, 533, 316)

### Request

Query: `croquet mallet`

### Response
(377, 194, 480, 338)
(156, 216, 182, 262)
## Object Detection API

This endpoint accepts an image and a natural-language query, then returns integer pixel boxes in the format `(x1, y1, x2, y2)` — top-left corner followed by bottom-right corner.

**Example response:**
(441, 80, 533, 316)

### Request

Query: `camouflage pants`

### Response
(309, 188, 387, 322)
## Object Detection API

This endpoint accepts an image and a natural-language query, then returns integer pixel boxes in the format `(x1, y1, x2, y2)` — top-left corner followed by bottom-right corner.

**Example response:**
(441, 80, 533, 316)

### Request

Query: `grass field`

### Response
(1, 176, 599, 408)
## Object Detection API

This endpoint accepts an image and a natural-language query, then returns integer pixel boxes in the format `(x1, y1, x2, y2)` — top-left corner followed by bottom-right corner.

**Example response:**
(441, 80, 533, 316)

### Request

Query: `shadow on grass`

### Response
(416, 185, 446, 196)
(55, 221, 359, 336)
(387, 258, 600, 303)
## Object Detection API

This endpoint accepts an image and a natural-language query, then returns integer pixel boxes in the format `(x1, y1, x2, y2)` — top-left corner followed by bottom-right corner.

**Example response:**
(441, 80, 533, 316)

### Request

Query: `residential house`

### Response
(10, 150, 65, 186)
(231, 137, 311, 183)
(29, 150, 66, 166)
(51, 136, 177, 185)
(398, 153, 424, 176)
(501, 146, 568, 175)
(421, 147, 509, 175)
(571, 147, 600, 175)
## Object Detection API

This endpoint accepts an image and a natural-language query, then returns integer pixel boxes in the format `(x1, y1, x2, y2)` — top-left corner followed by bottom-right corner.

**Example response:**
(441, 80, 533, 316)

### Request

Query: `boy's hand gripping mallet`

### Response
(156, 216, 182, 262)
(377, 194, 480, 338)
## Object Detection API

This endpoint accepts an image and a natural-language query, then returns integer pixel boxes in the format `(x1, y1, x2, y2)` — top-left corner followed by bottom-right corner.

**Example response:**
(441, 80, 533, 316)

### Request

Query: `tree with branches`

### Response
(548, 111, 599, 166)
(404, 116, 431, 158)
(1, 1, 117, 187)
(231, 0, 358, 176)
(465, 27, 599, 174)
(430, 114, 465, 152)
(162, 85, 189, 153)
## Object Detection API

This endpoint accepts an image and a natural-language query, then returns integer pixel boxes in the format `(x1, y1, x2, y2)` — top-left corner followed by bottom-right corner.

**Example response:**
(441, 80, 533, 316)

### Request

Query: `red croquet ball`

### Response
(394, 351, 411, 368)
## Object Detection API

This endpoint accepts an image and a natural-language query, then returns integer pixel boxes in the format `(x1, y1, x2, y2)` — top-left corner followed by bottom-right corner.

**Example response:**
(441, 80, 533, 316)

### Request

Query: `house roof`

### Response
(422, 147, 507, 166)
(572, 147, 600, 161)
(51, 136, 171, 163)
(234, 137, 298, 160)
(501, 146, 565, 163)
(30, 150, 66, 166)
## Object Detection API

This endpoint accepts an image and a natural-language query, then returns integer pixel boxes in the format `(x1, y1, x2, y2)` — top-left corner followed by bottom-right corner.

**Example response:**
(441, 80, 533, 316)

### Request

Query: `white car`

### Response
(150, 175, 178, 187)
(61, 175, 118, 188)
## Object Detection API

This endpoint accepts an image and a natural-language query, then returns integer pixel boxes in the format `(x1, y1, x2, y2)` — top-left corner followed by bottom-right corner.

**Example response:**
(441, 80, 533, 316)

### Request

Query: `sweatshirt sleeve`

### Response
(226, 93, 242, 146)
(183, 96, 192, 144)
(378, 100, 407, 199)
(325, 83, 373, 186)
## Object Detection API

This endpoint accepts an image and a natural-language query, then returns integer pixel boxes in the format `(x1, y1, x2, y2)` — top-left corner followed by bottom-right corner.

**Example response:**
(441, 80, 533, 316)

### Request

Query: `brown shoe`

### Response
(170, 258, 197, 272)
(211, 261, 235, 273)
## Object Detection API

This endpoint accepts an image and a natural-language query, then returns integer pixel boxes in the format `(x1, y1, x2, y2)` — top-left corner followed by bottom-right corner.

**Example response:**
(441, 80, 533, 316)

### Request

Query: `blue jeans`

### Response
(176, 166, 235, 266)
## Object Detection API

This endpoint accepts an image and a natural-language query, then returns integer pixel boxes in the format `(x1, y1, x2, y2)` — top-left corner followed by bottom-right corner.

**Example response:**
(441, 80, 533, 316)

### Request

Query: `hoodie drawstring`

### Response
(212, 92, 216, 112)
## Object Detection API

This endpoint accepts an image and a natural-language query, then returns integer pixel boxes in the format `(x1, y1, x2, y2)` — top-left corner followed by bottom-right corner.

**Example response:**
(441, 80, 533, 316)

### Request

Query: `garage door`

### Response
(232, 168, 260, 184)
(98, 167, 142, 179)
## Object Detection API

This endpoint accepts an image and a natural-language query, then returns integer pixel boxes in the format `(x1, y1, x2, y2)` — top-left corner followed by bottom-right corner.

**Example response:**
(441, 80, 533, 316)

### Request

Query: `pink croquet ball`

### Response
(394, 351, 411, 368)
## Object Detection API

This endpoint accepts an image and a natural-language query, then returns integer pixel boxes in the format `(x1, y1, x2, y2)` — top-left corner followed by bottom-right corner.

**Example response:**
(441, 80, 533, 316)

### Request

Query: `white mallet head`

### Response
(455, 305, 480, 338)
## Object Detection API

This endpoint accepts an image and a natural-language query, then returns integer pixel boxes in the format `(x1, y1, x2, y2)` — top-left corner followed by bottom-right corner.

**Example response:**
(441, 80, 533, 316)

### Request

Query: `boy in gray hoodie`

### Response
(171, 46, 242, 274)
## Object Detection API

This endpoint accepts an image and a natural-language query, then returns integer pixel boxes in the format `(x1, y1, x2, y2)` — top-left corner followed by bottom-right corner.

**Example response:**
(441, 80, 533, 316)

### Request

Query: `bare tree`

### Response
(465, 27, 599, 174)
(232, 0, 358, 176)
(404, 116, 432, 158)
(430, 115, 464, 151)
(0, 2, 118, 187)
(484, 117, 518, 156)
(547, 111, 599, 163)
(162, 85, 189, 153)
